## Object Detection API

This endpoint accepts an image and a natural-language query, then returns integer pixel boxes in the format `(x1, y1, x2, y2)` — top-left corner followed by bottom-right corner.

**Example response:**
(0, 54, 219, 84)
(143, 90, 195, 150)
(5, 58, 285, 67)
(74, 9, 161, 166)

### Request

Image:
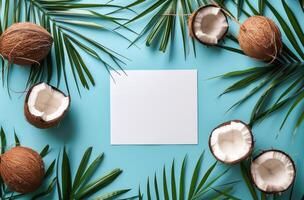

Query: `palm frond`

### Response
(236, 0, 244, 19)
(56, 146, 132, 200)
(240, 161, 259, 200)
(216, 0, 304, 132)
(258, 0, 266, 15)
(124, 0, 211, 58)
(139, 153, 237, 200)
(0, 129, 132, 199)
(0, 0, 134, 96)
(299, 0, 304, 12)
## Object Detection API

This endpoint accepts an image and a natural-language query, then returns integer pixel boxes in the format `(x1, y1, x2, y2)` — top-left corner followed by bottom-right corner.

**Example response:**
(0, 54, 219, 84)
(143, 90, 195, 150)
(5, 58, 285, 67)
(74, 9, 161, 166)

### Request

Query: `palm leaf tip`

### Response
(140, 152, 233, 200)
(300, 0, 304, 11)
(57, 147, 128, 199)
(124, 0, 202, 57)
(0, 128, 55, 199)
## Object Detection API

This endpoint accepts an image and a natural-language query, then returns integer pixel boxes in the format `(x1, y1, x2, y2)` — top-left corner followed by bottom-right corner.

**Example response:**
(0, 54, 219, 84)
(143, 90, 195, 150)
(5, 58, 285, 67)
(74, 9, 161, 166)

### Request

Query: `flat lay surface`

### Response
(0, 0, 303, 199)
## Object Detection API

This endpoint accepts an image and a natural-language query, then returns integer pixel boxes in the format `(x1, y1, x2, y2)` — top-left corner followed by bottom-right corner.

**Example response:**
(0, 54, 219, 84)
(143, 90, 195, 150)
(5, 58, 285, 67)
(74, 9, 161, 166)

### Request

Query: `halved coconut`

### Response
(24, 83, 70, 129)
(209, 120, 253, 164)
(251, 150, 296, 193)
(189, 5, 229, 45)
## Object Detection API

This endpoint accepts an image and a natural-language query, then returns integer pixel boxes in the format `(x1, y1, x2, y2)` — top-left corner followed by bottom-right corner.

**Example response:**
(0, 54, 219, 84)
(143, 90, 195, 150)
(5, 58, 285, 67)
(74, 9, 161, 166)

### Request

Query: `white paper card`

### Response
(110, 70, 198, 145)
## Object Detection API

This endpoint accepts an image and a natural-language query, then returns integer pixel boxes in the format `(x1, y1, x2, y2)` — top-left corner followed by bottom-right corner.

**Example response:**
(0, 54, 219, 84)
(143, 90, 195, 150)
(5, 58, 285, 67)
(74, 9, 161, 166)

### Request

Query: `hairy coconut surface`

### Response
(0, 22, 53, 65)
(188, 5, 228, 45)
(0, 146, 44, 193)
(24, 82, 70, 129)
(238, 16, 282, 61)
(250, 150, 296, 193)
(209, 120, 253, 164)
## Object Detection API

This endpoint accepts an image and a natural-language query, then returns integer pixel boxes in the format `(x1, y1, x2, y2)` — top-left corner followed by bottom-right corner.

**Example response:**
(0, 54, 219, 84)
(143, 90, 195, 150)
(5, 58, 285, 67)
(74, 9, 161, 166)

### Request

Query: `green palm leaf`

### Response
(147, 178, 152, 200)
(299, 0, 304, 12)
(124, 0, 207, 58)
(13, 130, 20, 146)
(212, 187, 241, 200)
(171, 160, 177, 200)
(140, 153, 236, 200)
(40, 144, 50, 157)
(163, 167, 170, 200)
(32, 177, 57, 200)
(62, 147, 72, 200)
(216, 0, 304, 131)
(258, 0, 265, 15)
(0, 127, 6, 154)
(45, 160, 56, 179)
(265, 0, 304, 60)
(195, 161, 217, 194)
(154, 173, 160, 200)
(188, 152, 204, 199)
(281, 0, 304, 47)
(93, 189, 131, 200)
(0, 0, 133, 96)
(179, 156, 186, 200)
(72, 147, 93, 192)
(237, 0, 244, 19)
(74, 169, 123, 199)
(240, 162, 258, 200)
(56, 146, 131, 200)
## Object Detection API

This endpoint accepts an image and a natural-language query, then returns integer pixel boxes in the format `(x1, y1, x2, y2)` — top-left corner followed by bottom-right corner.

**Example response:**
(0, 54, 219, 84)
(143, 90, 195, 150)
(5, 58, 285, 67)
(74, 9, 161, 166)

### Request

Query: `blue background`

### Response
(0, 0, 303, 199)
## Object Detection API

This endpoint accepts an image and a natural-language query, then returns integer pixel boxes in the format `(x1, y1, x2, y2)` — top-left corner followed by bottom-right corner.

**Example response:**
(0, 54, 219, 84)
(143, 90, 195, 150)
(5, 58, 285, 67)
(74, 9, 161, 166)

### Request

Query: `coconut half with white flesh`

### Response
(24, 83, 70, 128)
(251, 150, 296, 193)
(209, 120, 253, 164)
(189, 5, 228, 45)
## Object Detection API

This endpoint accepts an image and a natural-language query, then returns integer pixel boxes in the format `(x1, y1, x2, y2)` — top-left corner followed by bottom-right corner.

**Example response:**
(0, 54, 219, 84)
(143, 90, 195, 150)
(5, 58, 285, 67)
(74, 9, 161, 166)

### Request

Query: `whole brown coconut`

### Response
(238, 16, 282, 61)
(0, 22, 53, 65)
(0, 146, 45, 193)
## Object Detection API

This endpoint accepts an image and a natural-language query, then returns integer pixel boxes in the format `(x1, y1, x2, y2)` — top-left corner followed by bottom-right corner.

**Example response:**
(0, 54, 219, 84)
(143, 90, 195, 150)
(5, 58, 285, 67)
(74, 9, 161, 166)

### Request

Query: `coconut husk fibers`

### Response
(0, 22, 53, 65)
(24, 83, 71, 129)
(238, 16, 282, 61)
(0, 146, 44, 194)
(188, 11, 195, 38)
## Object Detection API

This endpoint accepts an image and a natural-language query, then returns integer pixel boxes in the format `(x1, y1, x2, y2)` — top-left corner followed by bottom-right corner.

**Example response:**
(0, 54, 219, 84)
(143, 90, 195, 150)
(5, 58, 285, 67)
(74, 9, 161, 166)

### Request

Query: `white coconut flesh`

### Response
(27, 83, 69, 122)
(193, 6, 228, 44)
(251, 151, 295, 192)
(210, 121, 252, 163)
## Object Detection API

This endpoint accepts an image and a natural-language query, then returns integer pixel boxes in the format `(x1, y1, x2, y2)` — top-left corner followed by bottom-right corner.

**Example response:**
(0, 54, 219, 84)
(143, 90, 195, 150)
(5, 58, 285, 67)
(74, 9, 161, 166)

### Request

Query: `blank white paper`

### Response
(110, 70, 198, 145)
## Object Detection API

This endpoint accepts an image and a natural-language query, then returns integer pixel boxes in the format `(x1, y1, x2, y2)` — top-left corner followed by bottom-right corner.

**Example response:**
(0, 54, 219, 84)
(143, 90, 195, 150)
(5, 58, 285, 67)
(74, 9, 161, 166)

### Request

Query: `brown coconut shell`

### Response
(188, 11, 196, 38)
(238, 16, 282, 61)
(250, 149, 296, 194)
(0, 146, 45, 193)
(209, 120, 254, 165)
(24, 83, 71, 129)
(188, 5, 229, 46)
(0, 22, 53, 65)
